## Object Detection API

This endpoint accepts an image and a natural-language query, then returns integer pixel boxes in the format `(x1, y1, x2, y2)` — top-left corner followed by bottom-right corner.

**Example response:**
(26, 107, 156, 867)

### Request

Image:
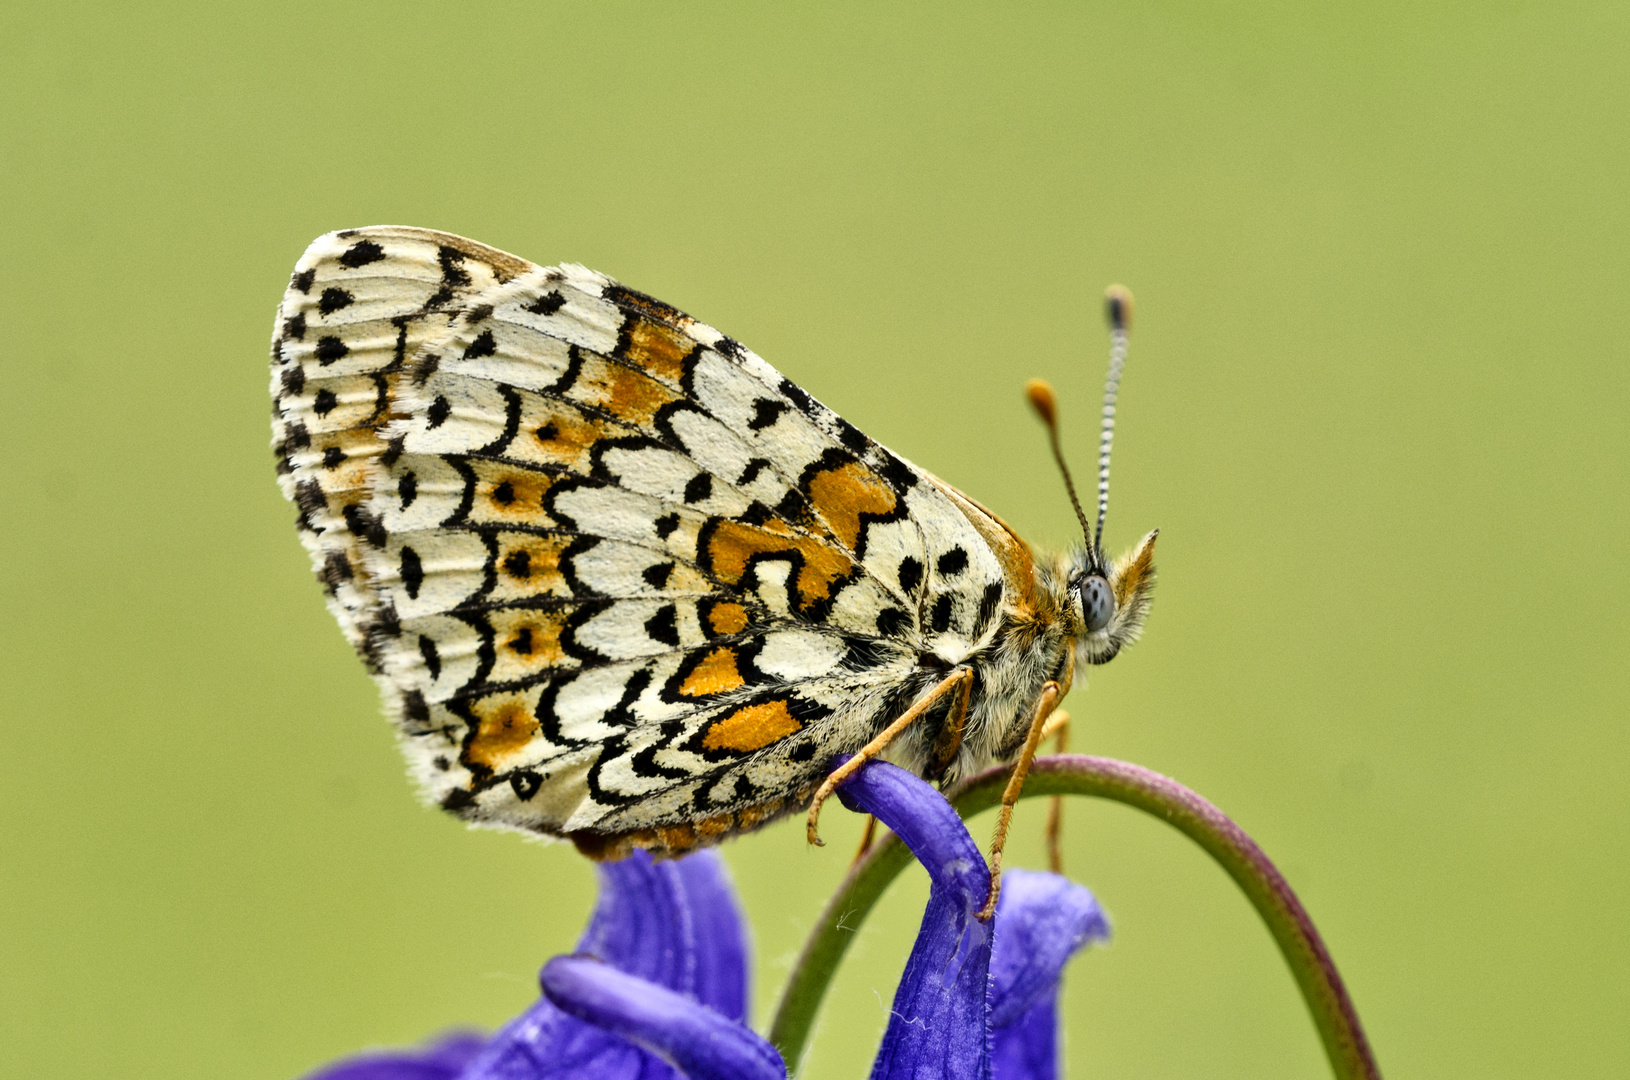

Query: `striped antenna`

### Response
(1096, 286, 1134, 554)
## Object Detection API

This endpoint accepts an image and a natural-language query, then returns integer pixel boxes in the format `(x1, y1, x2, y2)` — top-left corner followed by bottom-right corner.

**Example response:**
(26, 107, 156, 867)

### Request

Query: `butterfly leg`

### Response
(806, 667, 975, 847)
(977, 680, 1064, 921)
(1041, 709, 1071, 874)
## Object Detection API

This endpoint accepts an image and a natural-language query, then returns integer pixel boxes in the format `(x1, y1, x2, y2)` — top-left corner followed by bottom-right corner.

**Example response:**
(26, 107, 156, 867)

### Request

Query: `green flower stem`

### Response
(767, 754, 1381, 1080)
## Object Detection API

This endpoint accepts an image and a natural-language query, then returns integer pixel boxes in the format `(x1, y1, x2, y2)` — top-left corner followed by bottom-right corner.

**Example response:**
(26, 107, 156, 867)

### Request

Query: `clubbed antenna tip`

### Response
(1024, 377, 1093, 549)
(1025, 378, 1058, 427)
(1105, 285, 1134, 332)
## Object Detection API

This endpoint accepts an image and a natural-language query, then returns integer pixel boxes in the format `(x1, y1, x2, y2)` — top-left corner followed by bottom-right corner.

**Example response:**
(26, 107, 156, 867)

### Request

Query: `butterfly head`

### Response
(1030, 285, 1157, 665)
(1063, 528, 1157, 664)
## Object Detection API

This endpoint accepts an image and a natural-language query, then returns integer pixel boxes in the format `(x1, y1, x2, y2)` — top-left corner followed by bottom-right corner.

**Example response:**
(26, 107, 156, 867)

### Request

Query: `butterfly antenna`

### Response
(1096, 285, 1134, 554)
(1024, 378, 1095, 557)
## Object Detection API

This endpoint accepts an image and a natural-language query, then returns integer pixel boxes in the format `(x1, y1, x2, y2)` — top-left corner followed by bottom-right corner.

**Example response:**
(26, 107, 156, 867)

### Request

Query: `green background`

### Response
(2, 3, 1625, 1077)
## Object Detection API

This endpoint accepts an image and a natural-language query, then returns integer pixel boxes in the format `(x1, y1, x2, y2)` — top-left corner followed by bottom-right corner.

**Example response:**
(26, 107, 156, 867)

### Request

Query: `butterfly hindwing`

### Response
(271, 227, 1010, 851)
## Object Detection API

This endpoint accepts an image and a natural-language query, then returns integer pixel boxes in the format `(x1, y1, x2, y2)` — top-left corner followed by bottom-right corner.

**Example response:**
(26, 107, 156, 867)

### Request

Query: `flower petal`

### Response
(988, 870, 1110, 1080)
(833, 758, 988, 912)
(301, 1031, 486, 1080)
(540, 956, 785, 1080)
(451, 849, 752, 1080)
(676, 850, 751, 1023)
(834, 759, 992, 1080)
(579, 849, 749, 1011)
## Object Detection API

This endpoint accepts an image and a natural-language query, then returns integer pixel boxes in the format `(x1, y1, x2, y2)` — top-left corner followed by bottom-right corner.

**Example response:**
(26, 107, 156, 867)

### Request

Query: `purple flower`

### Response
(304, 761, 1107, 1080)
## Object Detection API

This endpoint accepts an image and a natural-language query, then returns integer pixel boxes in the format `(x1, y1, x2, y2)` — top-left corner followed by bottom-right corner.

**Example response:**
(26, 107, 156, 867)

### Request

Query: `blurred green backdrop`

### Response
(2, 2, 1625, 1077)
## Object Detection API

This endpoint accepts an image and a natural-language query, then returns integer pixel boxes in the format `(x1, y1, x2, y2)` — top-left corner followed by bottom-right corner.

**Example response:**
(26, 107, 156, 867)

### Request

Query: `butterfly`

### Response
(269, 226, 1156, 890)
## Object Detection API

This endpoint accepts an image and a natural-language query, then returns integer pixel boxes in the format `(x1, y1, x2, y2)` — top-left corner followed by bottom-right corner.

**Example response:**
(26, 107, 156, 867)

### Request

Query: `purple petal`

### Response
(456, 849, 751, 1080)
(301, 1031, 486, 1080)
(579, 849, 749, 1010)
(540, 957, 785, 1080)
(834, 759, 993, 1080)
(676, 850, 751, 1023)
(988, 1002, 1057, 1080)
(833, 758, 988, 912)
(988, 870, 1110, 1080)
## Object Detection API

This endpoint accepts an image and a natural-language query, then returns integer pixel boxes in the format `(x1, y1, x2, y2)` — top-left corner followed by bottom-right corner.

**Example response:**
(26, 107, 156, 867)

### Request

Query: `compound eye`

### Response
(1076, 575, 1115, 633)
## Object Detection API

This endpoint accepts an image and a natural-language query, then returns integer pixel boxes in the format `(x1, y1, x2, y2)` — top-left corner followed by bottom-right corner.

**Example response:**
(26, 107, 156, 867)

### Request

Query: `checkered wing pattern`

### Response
(271, 227, 1009, 853)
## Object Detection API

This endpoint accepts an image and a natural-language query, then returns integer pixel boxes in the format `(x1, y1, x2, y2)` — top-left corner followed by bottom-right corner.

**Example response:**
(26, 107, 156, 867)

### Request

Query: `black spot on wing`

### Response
(314, 336, 349, 364)
(937, 548, 968, 576)
(419, 635, 442, 680)
(510, 772, 543, 800)
(312, 389, 338, 416)
(400, 546, 425, 599)
(318, 287, 354, 315)
(437, 245, 472, 287)
(321, 551, 353, 590)
(876, 607, 910, 638)
(283, 312, 307, 341)
(462, 329, 497, 360)
(338, 239, 386, 268)
(835, 417, 868, 453)
(398, 471, 418, 509)
(976, 581, 1003, 636)
(292, 480, 324, 529)
(645, 604, 679, 646)
(440, 787, 476, 813)
(737, 458, 771, 486)
(878, 451, 917, 491)
(291, 268, 316, 293)
(525, 290, 566, 316)
(930, 593, 954, 634)
(683, 472, 713, 504)
(464, 303, 494, 325)
(897, 556, 923, 594)
(654, 514, 679, 539)
(343, 503, 386, 547)
(643, 562, 674, 589)
(426, 395, 451, 429)
(747, 399, 787, 431)
(280, 364, 305, 397)
(401, 690, 429, 725)
(321, 446, 345, 469)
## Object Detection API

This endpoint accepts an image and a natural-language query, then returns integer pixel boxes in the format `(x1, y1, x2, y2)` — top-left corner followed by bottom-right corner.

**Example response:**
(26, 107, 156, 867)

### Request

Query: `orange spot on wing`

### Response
(704, 601, 750, 636)
(577, 355, 679, 425)
(532, 409, 606, 463)
(470, 461, 555, 519)
(466, 695, 539, 770)
(805, 460, 897, 550)
(496, 535, 571, 598)
(704, 520, 854, 611)
(620, 316, 693, 384)
(702, 699, 803, 753)
(678, 647, 746, 697)
(485, 610, 567, 677)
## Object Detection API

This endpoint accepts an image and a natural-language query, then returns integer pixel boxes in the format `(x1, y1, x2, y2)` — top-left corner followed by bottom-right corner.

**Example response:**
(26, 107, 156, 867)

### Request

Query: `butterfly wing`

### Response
(271, 227, 1013, 853)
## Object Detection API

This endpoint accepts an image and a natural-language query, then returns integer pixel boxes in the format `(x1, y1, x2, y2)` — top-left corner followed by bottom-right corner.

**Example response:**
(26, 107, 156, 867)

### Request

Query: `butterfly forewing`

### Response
(270, 227, 1010, 853)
